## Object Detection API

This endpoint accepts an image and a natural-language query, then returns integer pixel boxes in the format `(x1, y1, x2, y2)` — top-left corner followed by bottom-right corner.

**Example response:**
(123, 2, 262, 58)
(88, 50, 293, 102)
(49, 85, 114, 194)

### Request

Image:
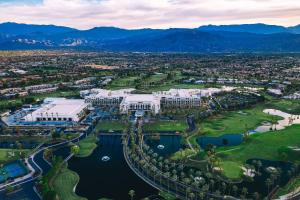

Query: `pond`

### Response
(254, 109, 300, 133)
(68, 135, 157, 200)
(197, 134, 243, 149)
(144, 135, 182, 157)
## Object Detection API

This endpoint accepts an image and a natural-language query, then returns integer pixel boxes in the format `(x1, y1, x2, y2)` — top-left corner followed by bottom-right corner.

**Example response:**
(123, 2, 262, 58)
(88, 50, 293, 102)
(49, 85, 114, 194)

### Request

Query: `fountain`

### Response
(101, 156, 110, 162)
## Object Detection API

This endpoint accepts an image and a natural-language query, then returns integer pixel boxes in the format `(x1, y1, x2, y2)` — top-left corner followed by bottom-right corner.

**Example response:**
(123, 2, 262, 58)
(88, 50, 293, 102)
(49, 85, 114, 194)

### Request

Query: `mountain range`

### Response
(0, 22, 300, 52)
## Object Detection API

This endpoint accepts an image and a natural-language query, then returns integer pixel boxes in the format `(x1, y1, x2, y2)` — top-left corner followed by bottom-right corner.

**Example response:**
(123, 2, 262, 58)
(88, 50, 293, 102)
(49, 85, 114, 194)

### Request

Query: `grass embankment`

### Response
(216, 125, 300, 179)
(0, 149, 30, 164)
(274, 175, 300, 198)
(159, 191, 177, 200)
(53, 166, 87, 200)
(76, 135, 97, 157)
(200, 104, 282, 136)
(170, 148, 195, 161)
(143, 120, 188, 132)
(93, 121, 126, 132)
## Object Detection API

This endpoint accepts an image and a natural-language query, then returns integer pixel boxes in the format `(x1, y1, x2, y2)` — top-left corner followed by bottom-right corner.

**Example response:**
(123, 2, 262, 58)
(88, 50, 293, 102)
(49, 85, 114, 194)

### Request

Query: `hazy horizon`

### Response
(0, 0, 299, 30)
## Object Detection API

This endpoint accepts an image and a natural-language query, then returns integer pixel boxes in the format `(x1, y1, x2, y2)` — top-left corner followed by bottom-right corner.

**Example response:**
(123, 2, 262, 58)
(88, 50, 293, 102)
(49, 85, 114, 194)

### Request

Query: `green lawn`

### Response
(76, 135, 98, 157)
(219, 161, 243, 179)
(143, 120, 188, 132)
(146, 73, 167, 82)
(266, 99, 300, 115)
(0, 149, 30, 164)
(107, 76, 139, 89)
(216, 125, 300, 179)
(93, 121, 126, 132)
(200, 104, 282, 136)
(53, 167, 87, 200)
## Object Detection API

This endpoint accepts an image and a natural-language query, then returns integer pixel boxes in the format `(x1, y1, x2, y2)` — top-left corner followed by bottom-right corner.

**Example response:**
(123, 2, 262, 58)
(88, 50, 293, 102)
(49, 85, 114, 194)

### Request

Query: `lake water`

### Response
(68, 135, 157, 200)
(197, 134, 243, 149)
(254, 109, 300, 133)
(144, 135, 182, 157)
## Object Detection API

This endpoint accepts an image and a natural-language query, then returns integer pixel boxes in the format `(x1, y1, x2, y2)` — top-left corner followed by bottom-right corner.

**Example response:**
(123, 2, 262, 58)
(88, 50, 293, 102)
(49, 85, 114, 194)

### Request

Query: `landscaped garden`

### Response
(200, 104, 282, 136)
(106, 76, 139, 89)
(143, 120, 188, 132)
(0, 149, 30, 164)
(216, 125, 300, 179)
(76, 135, 98, 157)
(52, 166, 87, 200)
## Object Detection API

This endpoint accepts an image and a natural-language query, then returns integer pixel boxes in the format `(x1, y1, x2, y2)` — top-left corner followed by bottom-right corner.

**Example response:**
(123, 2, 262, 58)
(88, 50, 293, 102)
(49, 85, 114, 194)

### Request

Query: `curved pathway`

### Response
(0, 132, 86, 199)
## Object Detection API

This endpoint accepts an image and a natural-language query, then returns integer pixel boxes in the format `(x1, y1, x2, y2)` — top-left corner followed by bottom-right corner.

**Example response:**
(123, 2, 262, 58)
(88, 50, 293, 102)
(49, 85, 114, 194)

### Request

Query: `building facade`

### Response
(23, 98, 88, 122)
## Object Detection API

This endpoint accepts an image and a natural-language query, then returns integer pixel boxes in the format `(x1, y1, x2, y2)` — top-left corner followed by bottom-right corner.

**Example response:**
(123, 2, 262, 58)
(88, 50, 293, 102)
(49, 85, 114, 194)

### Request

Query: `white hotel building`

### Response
(82, 87, 234, 114)
(23, 98, 89, 122)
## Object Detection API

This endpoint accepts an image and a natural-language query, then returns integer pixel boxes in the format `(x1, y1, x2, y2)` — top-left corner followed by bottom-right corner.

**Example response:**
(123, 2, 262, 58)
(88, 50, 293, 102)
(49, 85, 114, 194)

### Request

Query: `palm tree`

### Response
(128, 189, 135, 200)
(185, 187, 191, 200)
(241, 187, 248, 197)
(265, 178, 272, 194)
(198, 192, 205, 200)
(257, 160, 262, 174)
(232, 185, 238, 197)
(43, 148, 53, 160)
(253, 192, 260, 200)
(70, 145, 80, 155)
(209, 179, 215, 192)
(221, 182, 227, 194)
(189, 192, 195, 200)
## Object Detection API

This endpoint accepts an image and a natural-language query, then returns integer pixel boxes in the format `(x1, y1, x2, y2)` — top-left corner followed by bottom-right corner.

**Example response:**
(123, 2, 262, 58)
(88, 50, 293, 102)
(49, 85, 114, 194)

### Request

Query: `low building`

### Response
(84, 88, 135, 106)
(23, 98, 88, 122)
(120, 94, 161, 114)
(267, 88, 283, 97)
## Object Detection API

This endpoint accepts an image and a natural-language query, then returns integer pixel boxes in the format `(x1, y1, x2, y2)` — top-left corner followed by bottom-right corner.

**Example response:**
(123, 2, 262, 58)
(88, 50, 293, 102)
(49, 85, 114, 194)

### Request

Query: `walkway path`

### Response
(0, 132, 85, 191)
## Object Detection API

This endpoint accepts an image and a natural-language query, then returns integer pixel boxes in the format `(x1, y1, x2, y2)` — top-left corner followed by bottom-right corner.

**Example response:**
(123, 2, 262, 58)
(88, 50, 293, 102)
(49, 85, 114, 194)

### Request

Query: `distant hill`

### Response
(289, 25, 300, 34)
(0, 22, 76, 37)
(100, 29, 300, 52)
(0, 22, 300, 52)
(198, 23, 300, 34)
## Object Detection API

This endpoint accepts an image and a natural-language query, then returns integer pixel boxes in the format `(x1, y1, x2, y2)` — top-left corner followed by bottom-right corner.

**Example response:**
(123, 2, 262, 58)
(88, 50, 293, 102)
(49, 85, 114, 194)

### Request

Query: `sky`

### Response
(0, 0, 299, 30)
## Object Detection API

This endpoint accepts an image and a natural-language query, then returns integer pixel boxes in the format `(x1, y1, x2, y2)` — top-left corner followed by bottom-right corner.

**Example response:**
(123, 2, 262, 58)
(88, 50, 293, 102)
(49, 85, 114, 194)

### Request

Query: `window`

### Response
(69, 118, 72, 121)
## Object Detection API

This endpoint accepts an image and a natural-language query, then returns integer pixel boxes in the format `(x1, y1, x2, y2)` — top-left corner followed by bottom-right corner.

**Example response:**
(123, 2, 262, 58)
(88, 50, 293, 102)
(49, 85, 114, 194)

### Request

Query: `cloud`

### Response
(0, 0, 299, 29)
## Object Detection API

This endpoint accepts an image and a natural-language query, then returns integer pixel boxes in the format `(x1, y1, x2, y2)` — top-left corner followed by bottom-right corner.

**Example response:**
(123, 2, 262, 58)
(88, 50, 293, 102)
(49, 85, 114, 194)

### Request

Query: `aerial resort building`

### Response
(82, 88, 223, 114)
(81, 88, 135, 106)
(23, 98, 89, 122)
(82, 87, 235, 114)
(120, 94, 161, 114)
